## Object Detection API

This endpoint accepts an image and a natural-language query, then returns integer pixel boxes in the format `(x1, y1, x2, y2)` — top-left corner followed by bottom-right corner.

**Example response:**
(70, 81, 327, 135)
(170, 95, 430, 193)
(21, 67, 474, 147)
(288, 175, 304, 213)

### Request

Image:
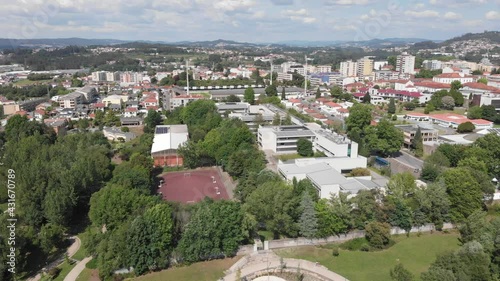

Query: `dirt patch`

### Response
(89, 269, 100, 281)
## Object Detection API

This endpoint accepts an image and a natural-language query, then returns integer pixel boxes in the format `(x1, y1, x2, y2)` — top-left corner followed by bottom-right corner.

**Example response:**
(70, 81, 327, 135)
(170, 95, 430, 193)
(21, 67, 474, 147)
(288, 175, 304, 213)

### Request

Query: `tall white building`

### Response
(340, 60, 358, 77)
(396, 52, 416, 74)
(422, 60, 443, 70)
(316, 65, 332, 73)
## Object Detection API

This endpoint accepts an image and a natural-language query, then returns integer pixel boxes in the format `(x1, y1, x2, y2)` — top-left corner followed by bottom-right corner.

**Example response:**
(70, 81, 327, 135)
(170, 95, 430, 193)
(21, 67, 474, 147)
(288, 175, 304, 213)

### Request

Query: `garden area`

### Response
(276, 232, 460, 281)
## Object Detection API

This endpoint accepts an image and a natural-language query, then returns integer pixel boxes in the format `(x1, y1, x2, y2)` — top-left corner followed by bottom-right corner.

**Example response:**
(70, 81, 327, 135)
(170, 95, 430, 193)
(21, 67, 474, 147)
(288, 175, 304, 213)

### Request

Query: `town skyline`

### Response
(2, 0, 500, 43)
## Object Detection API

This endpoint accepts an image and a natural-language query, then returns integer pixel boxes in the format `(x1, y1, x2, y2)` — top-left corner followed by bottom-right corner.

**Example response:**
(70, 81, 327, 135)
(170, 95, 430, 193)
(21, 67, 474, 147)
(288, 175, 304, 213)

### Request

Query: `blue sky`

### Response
(2, 0, 499, 42)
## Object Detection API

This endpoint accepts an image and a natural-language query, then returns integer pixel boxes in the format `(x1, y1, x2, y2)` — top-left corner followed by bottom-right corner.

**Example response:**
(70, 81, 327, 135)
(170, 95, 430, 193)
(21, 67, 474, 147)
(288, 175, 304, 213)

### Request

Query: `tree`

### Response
(281, 87, 286, 100)
(330, 85, 343, 98)
(481, 105, 497, 121)
(412, 127, 423, 157)
(403, 102, 416, 111)
(390, 263, 414, 281)
(467, 106, 483, 119)
(345, 103, 372, 133)
(298, 192, 318, 238)
(272, 112, 281, 126)
(363, 92, 371, 104)
(121, 126, 129, 132)
(477, 77, 488, 84)
(244, 87, 255, 105)
(388, 199, 413, 234)
(450, 80, 462, 91)
(387, 172, 417, 200)
(297, 138, 313, 157)
(144, 109, 162, 133)
(457, 121, 475, 133)
(449, 89, 464, 107)
(441, 96, 455, 110)
(315, 88, 321, 99)
(365, 119, 404, 156)
(265, 84, 278, 97)
(177, 200, 244, 263)
(226, 94, 241, 102)
(441, 168, 483, 222)
(388, 98, 396, 114)
(365, 222, 391, 249)
(414, 183, 450, 229)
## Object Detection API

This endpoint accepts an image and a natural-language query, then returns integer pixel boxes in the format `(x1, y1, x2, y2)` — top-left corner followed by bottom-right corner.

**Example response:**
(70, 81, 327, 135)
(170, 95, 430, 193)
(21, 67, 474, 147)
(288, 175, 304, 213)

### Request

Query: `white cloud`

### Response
(282, 8, 317, 24)
(429, 0, 437, 4)
(486, 11, 500, 20)
(462, 19, 483, 26)
(444, 12, 462, 20)
(404, 10, 439, 18)
(325, 0, 371, 5)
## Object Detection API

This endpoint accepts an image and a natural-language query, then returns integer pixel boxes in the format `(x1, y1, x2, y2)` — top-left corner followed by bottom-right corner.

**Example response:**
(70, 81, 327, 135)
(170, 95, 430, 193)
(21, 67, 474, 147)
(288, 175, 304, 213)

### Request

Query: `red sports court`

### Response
(158, 168, 230, 203)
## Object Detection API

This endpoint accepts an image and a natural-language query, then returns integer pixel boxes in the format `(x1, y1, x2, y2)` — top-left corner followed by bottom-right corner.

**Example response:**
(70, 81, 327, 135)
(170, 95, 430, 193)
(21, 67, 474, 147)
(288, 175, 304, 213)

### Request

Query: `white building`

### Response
(340, 60, 358, 77)
(422, 60, 443, 70)
(432, 73, 474, 84)
(374, 61, 388, 71)
(316, 65, 332, 73)
(277, 72, 293, 82)
(258, 125, 316, 154)
(151, 125, 189, 167)
(396, 52, 415, 74)
(277, 157, 375, 199)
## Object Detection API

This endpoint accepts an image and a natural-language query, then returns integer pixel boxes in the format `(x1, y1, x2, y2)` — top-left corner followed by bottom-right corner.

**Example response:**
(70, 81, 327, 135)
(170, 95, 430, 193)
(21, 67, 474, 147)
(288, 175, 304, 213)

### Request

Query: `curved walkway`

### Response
(64, 257, 93, 281)
(222, 251, 349, 281)
(26, 236, 82, 281)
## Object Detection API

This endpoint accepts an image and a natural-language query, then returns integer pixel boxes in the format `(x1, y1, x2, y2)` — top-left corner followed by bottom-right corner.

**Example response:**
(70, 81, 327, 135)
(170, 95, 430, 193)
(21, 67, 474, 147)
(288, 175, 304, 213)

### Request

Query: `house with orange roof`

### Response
(413, 81, 450, 93)
(429, 113, 492, 129)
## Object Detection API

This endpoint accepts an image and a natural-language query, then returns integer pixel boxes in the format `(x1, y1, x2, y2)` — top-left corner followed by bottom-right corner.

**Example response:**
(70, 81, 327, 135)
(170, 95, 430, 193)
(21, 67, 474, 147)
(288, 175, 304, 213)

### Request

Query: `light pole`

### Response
(304, 55, 313, 97)
(186, 59, 190, 96)
(270, 58, 273, 86)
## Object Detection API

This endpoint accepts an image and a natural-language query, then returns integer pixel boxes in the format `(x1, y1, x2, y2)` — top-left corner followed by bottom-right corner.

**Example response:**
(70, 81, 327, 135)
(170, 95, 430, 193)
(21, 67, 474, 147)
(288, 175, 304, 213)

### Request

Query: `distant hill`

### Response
(275, 38, 430, 47)
(0, 38, 129, 49)
(441, 31, 500, 45)
(170, 39, 262, 48)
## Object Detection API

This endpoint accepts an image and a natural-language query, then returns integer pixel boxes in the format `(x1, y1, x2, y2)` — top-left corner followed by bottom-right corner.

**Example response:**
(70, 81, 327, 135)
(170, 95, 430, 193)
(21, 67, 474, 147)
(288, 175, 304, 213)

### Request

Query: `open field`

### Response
(130, 257, 241, 281)
(14, 79, 52, 86)
(276, 232, 460, 281)
(400, 107, 466, 116)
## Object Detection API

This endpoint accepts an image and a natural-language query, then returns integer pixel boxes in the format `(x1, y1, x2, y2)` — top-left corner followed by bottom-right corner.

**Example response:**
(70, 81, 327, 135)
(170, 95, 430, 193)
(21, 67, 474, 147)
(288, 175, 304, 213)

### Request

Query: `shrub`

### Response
(349, 167, 371, 177)
(339, 238, 369, 251)
(121, 126, 130, 132)
(48, 267, 61, 278)
(392, 115, 397, 121)
(365, 222, 391, 249)
(332, 248, 340, 256)
(360, 244, 370, 252)
(457, 121, 475, 133)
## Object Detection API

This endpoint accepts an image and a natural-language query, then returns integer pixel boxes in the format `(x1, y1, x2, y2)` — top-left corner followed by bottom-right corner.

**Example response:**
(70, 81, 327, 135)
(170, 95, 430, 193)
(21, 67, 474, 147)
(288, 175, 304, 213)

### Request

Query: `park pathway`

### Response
(222, 251, 349, 281)
(26, 236, 81, 281)
(64, 257, 93, 281)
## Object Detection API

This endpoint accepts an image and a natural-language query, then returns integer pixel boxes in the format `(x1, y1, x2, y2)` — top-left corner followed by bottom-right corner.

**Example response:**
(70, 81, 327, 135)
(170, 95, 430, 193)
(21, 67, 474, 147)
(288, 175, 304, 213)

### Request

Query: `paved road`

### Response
(393, 150, 424, 170)
(64, 257, 92, 281)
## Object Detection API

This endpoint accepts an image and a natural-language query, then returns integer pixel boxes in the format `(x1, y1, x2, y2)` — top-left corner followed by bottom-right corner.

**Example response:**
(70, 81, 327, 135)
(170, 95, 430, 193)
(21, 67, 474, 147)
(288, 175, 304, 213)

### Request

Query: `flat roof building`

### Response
(151, 125, 189, 167)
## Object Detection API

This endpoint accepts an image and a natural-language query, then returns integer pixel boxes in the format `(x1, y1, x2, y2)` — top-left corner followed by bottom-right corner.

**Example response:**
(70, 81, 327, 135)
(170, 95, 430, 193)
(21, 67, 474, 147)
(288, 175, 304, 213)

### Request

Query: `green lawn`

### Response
(14, 79, 52, 86)
(76, 268, 94, 281)
(0, 202, 7, 212)
(276, 232, 460, 281)
(71, 234, 88, 261)
(40, 260, 77, 281)
(494, 124, 500, 128)
(129, 257, 241, 281)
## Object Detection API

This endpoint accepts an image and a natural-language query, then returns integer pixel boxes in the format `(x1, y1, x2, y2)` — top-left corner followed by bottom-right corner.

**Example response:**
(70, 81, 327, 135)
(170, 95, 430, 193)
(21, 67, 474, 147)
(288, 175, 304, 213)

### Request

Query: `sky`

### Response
(2, 0, 500, 43)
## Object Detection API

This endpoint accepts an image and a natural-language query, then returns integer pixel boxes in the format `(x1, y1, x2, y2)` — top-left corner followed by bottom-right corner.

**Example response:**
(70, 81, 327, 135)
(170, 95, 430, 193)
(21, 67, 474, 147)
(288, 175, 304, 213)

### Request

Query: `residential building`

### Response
(151, 125, 189, 167)
(356, 57, 374, 78)
(374, 61, 388, 71)
(124, 107, 138, 117)
(58, 92, 84, 109)
(105, 71, 121, 82)
(120, 117, 143, 126)
(91, 71, 106, 82)
(340, 60, 357, 77)
(396, 52, 416, 74)
(168, 94, 204, 110)
(277, 72, 293, 82)
(422, 60, 443, 70)
(316, 65, 332, 73)
(396, 125, 438, 147)
(102, 94, 128, 106)
(289, 65, 305, 76)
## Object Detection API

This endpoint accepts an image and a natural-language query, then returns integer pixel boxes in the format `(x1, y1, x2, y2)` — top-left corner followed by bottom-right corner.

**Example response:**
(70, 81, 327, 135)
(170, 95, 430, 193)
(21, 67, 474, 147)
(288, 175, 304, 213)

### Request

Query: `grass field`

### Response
(76, 268, 95, 281)
(14, 79, 52, 86)
(71, 234, 88, 261)
(130, 257, 241, 281)
(0, 202, 7, 212)
(494, 124, 500, 128)
(276, 232, 460, 281)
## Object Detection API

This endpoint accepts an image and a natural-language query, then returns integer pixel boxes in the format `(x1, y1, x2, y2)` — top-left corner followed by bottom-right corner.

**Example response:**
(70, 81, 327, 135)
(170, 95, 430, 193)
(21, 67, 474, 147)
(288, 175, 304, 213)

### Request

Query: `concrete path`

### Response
(64, 257, 92, 281)
(26, 236, 82, 281)
(222, 251, 348, 281)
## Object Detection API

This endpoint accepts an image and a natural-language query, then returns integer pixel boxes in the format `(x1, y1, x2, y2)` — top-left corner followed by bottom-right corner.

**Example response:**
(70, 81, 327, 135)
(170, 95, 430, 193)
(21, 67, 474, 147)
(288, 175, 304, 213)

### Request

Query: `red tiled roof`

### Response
(413, 81, 451, 89)
(289, 98, 301, 103)
(463, 82, 499, 92)
(405, 112, 428, 117)
(429, 113, 492, 126)
(325, 102, 341, 108)
(316, 97, 330, 103)
(125, 107, 138, 112)
(337, 108, 349, 113)
(345, 82, 365, 87)
(435, 73, 472, 79)
(377, 89, 422, 97)
(304, 108, 316, 113)
(93, 102, 105, 108)
(34, 109, 45, 116)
